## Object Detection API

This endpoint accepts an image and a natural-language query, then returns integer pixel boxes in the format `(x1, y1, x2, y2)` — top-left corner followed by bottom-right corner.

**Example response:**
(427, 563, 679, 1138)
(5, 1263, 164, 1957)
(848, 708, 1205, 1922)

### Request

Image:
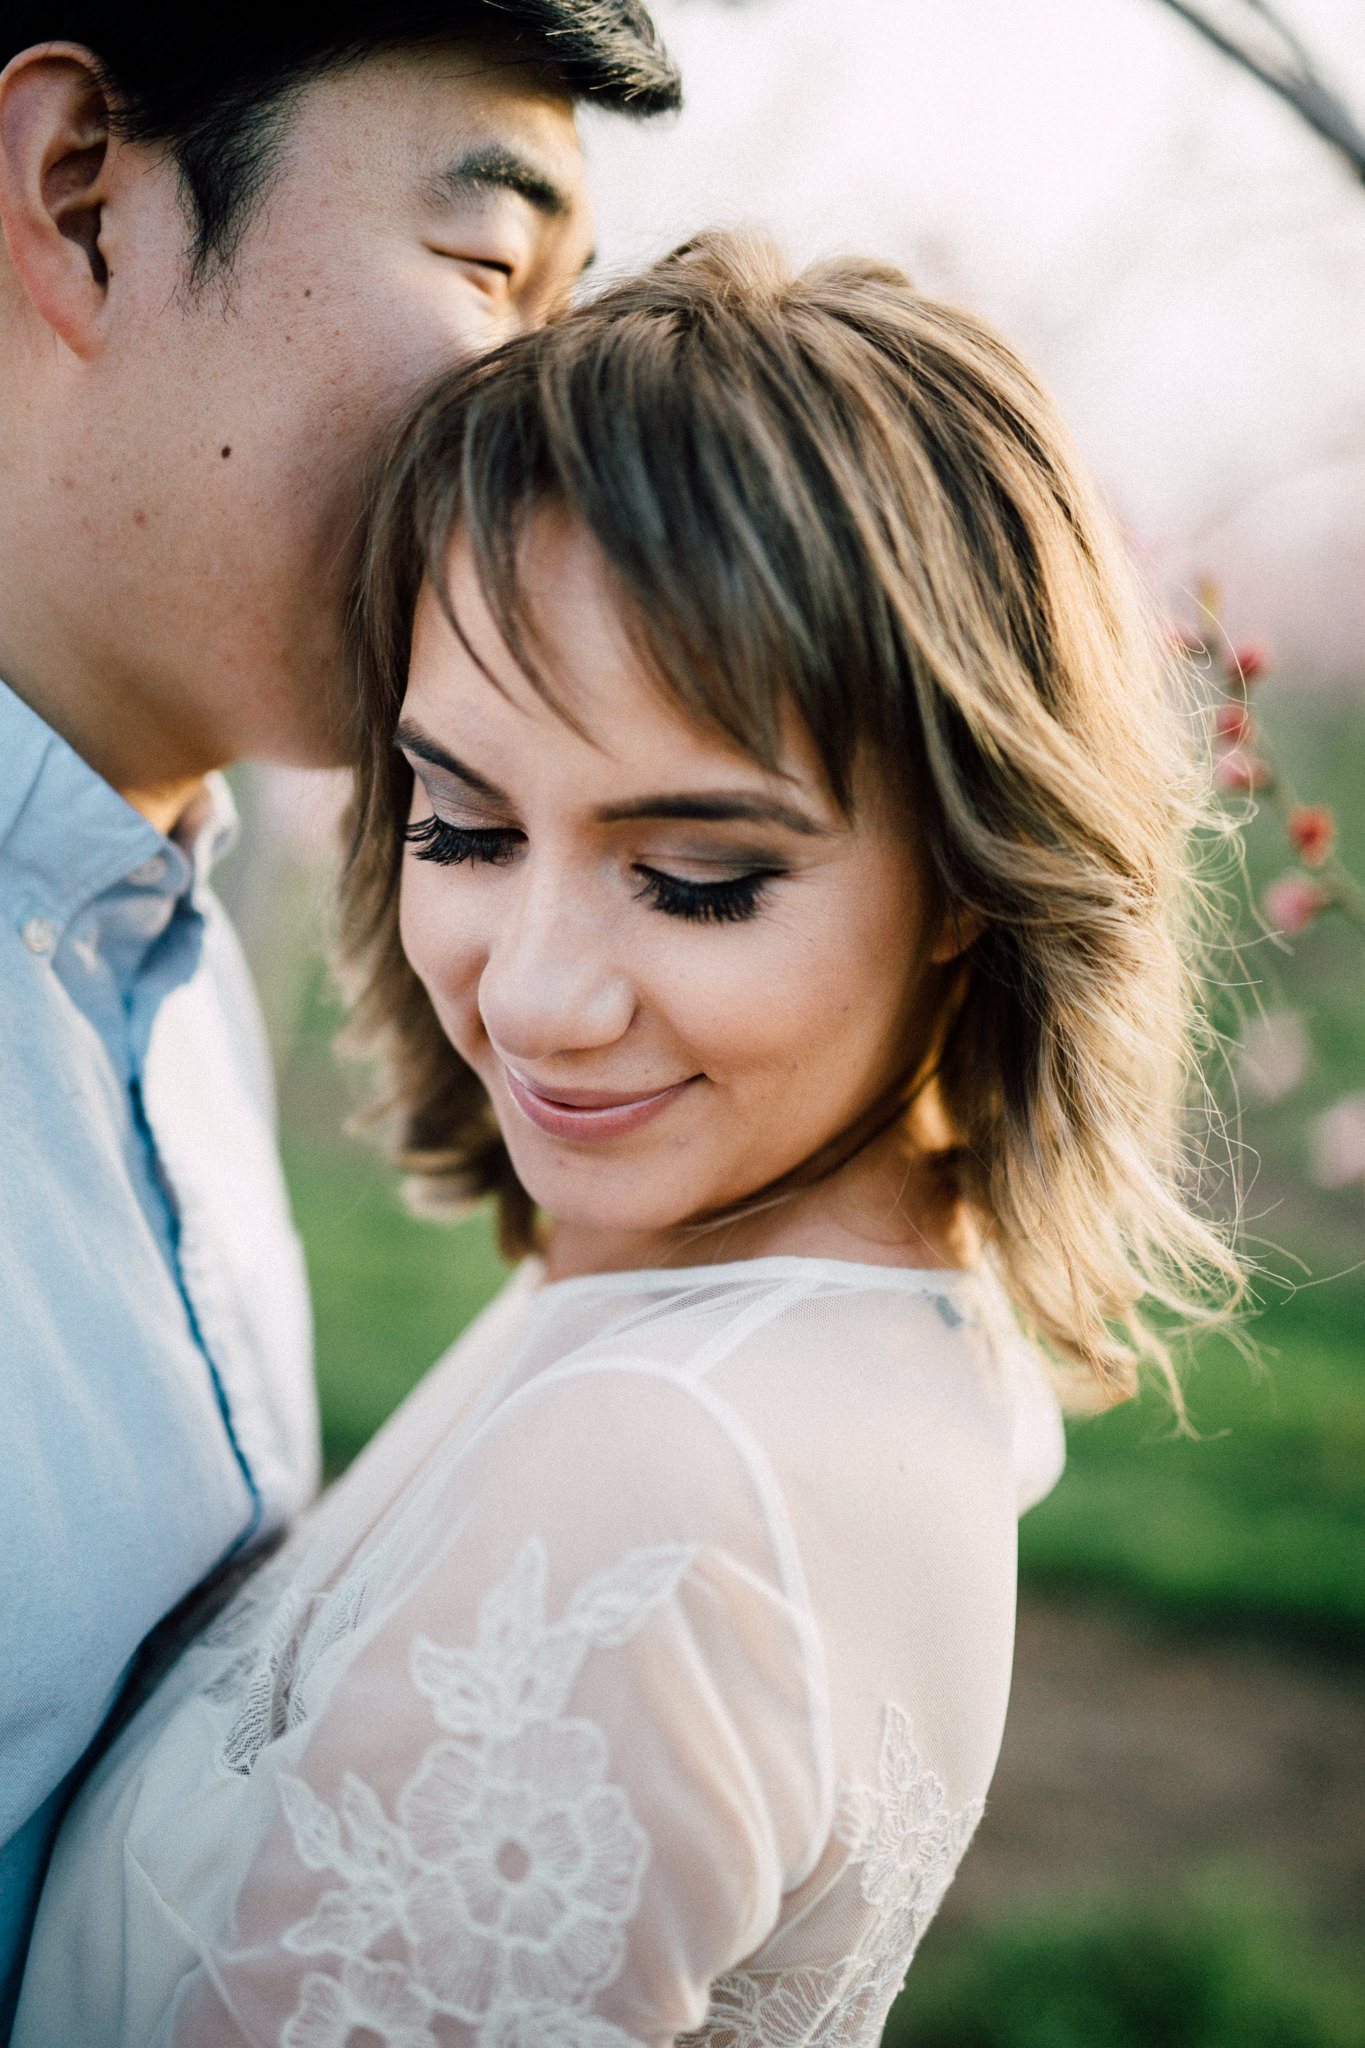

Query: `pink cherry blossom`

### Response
(1215, 702, 1253, 745)
(1229, 640, 1270, 686)
(1214, 750, 1271, 793)
(1288, 805, 1336, 868)
(1235, 1009, 1310, 1106)
(1309, 1094, 1365, 1190)
(1264, 874, 1332, 935)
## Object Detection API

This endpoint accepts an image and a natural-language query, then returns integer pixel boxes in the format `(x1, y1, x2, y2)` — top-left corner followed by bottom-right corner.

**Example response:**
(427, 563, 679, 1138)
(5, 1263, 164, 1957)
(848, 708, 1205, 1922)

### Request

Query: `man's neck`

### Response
(121, 775, 213, 837)
(0, 622, 214, 835)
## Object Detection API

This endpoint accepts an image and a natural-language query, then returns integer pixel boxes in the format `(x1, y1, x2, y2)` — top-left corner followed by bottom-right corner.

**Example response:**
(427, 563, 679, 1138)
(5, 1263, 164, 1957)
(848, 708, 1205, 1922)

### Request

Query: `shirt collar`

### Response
(174, 772, 239, 891)
(0, 677, 237, 940)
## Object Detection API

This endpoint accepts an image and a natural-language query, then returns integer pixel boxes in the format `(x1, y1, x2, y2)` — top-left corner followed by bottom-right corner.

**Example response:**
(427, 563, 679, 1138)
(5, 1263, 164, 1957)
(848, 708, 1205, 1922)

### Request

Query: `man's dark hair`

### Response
(4, 3, 680, 279)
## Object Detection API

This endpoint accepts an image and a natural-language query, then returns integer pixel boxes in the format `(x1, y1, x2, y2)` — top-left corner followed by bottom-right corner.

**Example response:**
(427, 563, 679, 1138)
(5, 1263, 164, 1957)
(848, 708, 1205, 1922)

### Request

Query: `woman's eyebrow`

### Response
(396, 723, 507, 803)
(396, 725, 827, 834)
(596, 793, 828, 835)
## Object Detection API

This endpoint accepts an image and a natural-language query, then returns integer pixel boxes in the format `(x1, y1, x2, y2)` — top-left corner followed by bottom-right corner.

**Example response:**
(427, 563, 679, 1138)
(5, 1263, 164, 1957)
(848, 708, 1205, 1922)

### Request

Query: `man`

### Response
(0, 2, 679, 2024)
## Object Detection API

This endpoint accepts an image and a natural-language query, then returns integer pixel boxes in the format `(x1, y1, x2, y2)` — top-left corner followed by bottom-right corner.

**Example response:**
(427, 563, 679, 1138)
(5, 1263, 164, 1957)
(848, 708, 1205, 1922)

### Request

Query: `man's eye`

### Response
(432, 250, 516, 287)
(404, 816, 521, 867)
(465, 257, 514, 281)
(632, 865, 781, 925)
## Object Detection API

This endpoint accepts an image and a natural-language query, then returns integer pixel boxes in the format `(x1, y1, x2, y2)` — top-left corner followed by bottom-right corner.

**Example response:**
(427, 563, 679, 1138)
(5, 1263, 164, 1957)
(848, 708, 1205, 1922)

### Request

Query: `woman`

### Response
(16, 234, 1237, 2048)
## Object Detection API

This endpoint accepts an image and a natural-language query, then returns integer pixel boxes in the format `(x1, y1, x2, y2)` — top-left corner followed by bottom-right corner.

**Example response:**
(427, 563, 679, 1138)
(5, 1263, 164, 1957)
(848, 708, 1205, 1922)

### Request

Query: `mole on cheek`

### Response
(221, 447, 231, 459)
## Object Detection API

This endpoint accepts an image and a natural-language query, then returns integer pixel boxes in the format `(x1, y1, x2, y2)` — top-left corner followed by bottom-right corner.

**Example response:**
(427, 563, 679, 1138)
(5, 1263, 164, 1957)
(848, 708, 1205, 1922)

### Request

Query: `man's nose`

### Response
(478, 866, 636, 1064)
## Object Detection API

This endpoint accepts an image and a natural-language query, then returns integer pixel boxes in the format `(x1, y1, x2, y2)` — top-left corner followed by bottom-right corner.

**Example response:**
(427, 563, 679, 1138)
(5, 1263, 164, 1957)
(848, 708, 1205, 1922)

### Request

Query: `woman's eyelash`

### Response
(633, 865, 779, 924)
(404, 815, 521, 866)
(404, 816, 780, 922)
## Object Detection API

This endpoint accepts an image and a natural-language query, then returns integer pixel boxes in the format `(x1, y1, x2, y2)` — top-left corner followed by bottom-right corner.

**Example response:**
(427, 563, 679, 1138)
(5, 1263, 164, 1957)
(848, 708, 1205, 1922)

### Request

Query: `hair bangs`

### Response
(411, 307, 921, 813)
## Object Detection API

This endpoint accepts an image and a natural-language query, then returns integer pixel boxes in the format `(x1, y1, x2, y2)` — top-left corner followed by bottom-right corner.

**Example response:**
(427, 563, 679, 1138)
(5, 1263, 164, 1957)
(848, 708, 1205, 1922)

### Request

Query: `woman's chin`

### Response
(519, 1167, 725, 1270)
(500, 1126, 808, 1269)
(500, 1133, 696, 1234)
(535, 1197, 693, 1250)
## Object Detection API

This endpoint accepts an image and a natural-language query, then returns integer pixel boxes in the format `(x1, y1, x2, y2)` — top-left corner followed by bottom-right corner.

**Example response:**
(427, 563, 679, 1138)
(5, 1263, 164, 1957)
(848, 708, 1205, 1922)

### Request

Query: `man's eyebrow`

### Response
(596, 793, 827, 836)
(432, 143, 570, 219)
(396, 724, 508, 803)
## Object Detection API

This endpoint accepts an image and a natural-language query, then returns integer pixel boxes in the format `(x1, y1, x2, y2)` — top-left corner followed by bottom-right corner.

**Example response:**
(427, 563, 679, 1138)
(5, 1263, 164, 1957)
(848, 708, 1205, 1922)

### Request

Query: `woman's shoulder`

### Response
(541, 1254, 1028, 1423)
(526, 1253, 994, 1378)
(486, 1257, 1054, 1582)
(500, 1253, 1060, 1506)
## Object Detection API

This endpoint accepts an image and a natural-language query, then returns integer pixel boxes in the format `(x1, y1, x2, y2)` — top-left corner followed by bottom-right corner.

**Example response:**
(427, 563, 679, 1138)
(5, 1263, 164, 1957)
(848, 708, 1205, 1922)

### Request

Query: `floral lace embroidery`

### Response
(276, 1536, 695, 2048)
(677, 1703, 982, 2048)
(200, 1548, 297, 1654)
(206, 1572, 371, 1777)
(283, 1958, 437, 2048)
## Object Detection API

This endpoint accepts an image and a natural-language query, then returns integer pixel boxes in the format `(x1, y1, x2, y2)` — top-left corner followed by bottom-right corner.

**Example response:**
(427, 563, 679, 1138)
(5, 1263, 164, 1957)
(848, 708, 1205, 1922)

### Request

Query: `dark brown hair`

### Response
(4, 1, 679, 281)
(341, 231, 1240, 1398)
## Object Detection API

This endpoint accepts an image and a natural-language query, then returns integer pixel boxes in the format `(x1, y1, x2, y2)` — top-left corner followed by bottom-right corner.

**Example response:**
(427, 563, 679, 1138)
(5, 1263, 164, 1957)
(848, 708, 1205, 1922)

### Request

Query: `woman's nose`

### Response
(477, 867, 636, 1064)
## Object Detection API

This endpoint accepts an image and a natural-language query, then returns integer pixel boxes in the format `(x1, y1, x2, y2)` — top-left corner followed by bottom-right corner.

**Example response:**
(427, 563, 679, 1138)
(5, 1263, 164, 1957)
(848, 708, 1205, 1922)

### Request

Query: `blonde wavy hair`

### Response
(340, 231, 1241, 1403)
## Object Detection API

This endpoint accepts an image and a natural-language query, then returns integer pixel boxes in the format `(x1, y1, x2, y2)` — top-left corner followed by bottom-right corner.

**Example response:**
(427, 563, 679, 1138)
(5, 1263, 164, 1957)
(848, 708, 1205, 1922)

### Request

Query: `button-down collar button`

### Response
(22, 915, 55, 955)
(127, 854, 169, 887)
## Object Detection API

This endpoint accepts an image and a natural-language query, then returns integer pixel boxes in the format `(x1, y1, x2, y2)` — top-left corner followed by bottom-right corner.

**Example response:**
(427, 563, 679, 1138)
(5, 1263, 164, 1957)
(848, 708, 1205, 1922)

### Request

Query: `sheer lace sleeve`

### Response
(163, 1363, 834, 2048)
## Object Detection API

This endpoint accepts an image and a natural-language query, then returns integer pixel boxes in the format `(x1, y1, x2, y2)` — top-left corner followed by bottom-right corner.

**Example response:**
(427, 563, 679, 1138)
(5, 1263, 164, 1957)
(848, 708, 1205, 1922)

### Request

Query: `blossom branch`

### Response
(1183, 578, 1365, 936)
(1152, 0, 1365, 184)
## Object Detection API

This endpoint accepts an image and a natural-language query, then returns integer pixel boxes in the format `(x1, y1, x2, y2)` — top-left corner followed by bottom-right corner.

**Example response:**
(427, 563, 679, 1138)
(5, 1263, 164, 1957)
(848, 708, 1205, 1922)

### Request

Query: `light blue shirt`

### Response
(0, 680, 318, 2024)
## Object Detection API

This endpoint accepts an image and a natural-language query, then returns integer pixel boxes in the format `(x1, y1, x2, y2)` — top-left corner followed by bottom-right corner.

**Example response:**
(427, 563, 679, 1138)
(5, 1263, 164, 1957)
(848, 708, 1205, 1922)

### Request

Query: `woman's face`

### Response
(398, 513, 956, 1270)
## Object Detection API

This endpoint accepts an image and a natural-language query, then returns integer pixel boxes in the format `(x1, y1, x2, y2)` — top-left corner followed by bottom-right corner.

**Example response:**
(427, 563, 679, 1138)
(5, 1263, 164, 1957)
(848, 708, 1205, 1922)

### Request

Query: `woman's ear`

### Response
(0, 46, 115, 357)
(930, 907, 985, 964)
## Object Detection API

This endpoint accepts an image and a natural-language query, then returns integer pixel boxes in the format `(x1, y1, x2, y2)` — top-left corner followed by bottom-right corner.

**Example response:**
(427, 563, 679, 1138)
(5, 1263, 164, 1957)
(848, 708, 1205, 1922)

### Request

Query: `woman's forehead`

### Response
(409, 540, 847, 815)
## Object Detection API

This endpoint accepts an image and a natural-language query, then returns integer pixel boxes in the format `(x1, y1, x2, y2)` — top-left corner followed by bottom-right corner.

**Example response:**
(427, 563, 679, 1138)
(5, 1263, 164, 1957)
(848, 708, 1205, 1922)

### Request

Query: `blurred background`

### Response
(218, 3, 1365, 2040)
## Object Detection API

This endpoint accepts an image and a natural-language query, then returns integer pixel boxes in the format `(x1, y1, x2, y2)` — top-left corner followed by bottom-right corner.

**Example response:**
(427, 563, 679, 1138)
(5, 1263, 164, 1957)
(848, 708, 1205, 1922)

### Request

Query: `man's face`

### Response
(85, 46, 593, 771)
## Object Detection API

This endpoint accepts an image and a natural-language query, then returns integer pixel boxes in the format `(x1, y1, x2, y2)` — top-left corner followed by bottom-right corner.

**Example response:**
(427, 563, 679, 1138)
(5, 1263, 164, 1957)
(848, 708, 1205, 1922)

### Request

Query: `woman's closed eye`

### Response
(404, 815, 522, 866)
(404, 813, 784, 924)
(632, 863, 782, 924)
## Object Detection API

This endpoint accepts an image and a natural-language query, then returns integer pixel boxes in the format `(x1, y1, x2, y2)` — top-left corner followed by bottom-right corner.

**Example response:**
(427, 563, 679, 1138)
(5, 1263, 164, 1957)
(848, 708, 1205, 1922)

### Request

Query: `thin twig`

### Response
(1153, 0, 1365, 183)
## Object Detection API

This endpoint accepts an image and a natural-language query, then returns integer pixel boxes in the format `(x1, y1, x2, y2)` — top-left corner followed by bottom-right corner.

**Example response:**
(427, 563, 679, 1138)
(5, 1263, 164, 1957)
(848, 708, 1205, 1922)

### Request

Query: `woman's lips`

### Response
(502, 1064, 696, 1141)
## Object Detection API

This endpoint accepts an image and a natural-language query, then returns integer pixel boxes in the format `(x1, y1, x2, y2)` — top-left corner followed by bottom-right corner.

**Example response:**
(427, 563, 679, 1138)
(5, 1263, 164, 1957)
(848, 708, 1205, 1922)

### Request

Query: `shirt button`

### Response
(127, 854, 168, 886)
(22, 916, 54, 955)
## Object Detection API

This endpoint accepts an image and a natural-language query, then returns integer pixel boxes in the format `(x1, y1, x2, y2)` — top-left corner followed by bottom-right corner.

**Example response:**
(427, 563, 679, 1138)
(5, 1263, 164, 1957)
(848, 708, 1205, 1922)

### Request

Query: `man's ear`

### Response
(0, 45, 115, 357)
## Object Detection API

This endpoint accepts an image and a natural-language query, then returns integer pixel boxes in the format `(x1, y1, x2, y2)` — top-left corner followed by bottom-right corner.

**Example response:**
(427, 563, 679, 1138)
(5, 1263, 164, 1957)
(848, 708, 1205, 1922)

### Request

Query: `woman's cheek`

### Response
(669, 942, 815, 1091)
(397, 868, 441, 995)
(399, 871, 479, 1033)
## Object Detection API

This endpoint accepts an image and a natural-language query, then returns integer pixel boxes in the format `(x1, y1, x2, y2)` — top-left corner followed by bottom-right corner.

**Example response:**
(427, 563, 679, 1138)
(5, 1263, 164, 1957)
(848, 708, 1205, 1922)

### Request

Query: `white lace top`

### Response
(16, 1255, 1063, 2048)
